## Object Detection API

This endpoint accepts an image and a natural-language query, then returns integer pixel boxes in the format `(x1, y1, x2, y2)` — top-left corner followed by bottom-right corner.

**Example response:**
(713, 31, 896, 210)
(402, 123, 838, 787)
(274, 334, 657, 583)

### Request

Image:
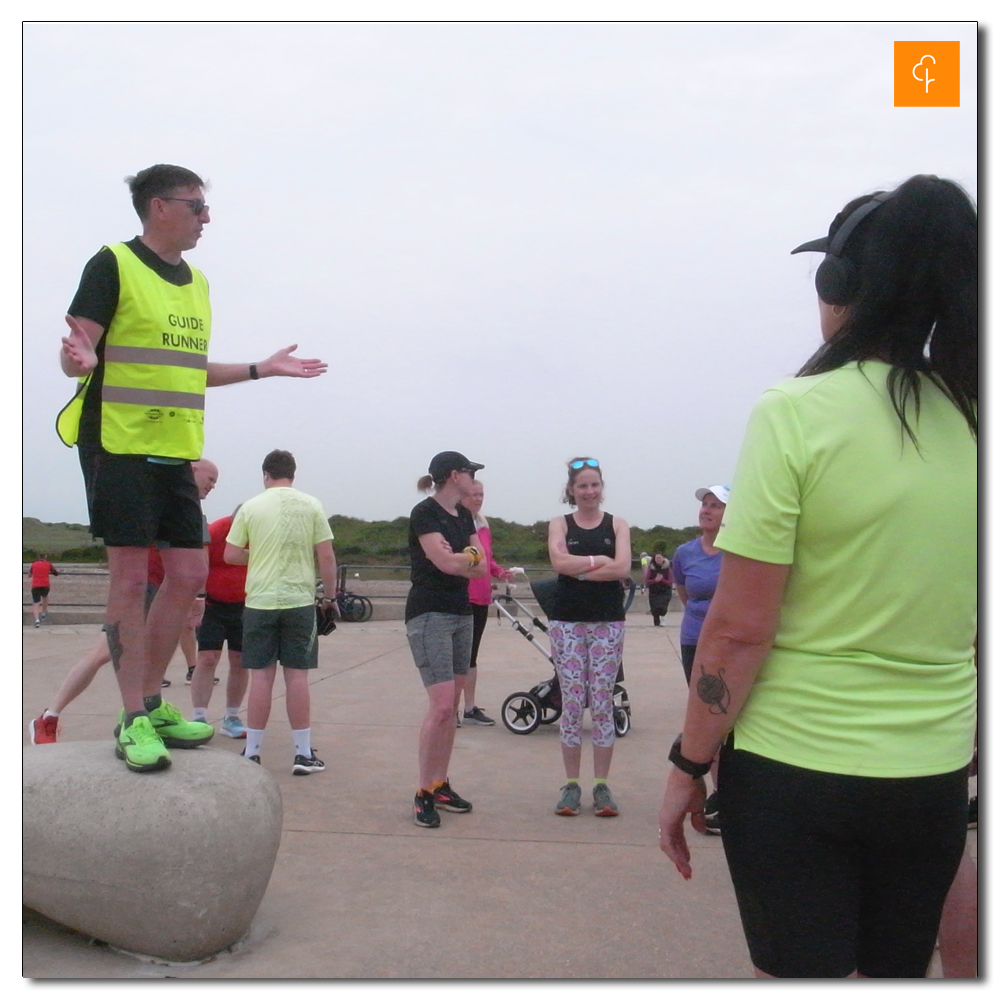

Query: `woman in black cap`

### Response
(658, 176, 977, 978)
(406, 451, 489, 829)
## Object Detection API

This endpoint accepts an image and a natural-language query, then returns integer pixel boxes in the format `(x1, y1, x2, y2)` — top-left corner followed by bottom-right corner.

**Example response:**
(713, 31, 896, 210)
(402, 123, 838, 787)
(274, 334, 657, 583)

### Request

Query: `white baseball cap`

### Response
(695, 484, 731, 504)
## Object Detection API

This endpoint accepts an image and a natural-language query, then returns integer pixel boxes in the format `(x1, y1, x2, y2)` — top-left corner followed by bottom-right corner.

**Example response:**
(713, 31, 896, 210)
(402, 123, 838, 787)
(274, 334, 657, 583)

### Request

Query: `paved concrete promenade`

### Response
(22, 609, 967, 979)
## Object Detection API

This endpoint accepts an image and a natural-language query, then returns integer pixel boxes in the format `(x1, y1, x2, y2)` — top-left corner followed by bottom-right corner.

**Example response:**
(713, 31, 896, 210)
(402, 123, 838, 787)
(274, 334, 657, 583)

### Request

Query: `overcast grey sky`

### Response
(22, 21, 977, 532)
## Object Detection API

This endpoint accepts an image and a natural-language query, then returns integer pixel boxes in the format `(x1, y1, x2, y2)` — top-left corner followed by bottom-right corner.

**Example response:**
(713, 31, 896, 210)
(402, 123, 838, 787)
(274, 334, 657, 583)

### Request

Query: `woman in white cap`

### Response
(406, 451, 488, 829)
(671, 486, 730, 685)
(658, 176, 977, 978)
(670, 484, 729, 832)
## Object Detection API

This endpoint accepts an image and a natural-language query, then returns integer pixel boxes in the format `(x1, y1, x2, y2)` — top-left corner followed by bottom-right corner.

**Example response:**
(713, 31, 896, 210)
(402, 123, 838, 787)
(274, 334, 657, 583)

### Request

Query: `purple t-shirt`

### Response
(671, 537, 722, 646)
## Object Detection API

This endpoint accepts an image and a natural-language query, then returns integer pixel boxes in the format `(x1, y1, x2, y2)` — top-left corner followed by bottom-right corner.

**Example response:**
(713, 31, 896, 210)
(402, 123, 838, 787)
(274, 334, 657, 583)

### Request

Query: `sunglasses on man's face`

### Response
(569, 459, 600, 470)
(161, 197, 209, 215)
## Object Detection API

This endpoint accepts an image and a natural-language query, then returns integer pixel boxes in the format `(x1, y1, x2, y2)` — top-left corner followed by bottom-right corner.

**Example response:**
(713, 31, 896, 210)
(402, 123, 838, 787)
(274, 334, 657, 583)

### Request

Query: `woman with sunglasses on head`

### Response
(658, 176, 977, 978)
(406, 451, 489, 829)
(547, 457, 632, 818)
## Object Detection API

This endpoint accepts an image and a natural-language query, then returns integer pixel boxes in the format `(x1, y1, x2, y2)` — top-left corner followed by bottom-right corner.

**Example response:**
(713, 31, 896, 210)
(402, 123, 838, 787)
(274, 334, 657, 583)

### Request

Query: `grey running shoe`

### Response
(593, 782, 619, 817)
(463, 707, 496, 726)
(555, 782, 582, 816)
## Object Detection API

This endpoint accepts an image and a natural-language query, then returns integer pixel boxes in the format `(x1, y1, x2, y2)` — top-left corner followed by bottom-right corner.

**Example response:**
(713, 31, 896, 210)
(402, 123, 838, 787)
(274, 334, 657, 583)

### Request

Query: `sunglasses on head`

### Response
(569, 459, 600, 470)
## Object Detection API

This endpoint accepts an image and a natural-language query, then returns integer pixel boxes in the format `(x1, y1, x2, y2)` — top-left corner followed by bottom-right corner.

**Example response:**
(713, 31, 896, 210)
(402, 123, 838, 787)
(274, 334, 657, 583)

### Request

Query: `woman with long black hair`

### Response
(658, 175, 977, 978)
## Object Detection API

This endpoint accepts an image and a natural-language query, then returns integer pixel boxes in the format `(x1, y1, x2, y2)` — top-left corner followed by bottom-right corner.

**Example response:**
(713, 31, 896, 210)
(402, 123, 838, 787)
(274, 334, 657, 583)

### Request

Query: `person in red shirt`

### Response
(28, 557, 59, 627)
(189, 513, 249, 739)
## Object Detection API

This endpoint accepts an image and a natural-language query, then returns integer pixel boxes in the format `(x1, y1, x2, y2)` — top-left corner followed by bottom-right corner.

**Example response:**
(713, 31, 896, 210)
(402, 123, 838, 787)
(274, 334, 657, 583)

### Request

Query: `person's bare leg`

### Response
(594, 744, 614, 780)
(418, 679, 458, 789)
(284, 667, 311, 731)
(32, 598, 43, 622)
(50, 634, 112, 714)
(105, 546, 154, 714)
(41, 591, 50, 616)
(143, 547, 207, 697)
(939, 845, 978, 977)
(225, 650, 248, 710)
(561, 743, 582, 780)
(463, 666, 477, 713)
(246, 664, 277, 730)
(191, 648, 222, 712)
(179, 626, 197, 675)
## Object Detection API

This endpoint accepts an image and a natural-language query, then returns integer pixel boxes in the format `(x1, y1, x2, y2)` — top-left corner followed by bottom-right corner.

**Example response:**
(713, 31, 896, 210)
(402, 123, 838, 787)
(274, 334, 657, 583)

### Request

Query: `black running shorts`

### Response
(79, 446, 203, 549)
(718, 744, 969, 978)
(197, 599, 245, 652)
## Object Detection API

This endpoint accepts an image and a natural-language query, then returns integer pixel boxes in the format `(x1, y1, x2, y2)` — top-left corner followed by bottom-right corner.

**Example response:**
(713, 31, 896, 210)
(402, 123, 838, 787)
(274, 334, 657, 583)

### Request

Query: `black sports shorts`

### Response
(197, 599, 245, 652)
(31, 587, 50, 603)
(79, 446, 203, 549)
(718, 743, 969, 978)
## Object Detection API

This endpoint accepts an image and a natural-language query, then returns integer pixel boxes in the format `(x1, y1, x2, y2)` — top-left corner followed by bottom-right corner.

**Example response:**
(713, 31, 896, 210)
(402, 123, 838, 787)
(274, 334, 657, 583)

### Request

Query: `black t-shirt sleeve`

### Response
(411, 502, 444, 539)
(67, 248, 119, 331)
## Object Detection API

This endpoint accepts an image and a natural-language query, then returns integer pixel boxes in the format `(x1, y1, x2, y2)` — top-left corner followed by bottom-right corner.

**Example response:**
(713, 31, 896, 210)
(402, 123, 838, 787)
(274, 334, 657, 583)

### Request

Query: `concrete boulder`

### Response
(23, 742, 282, 963)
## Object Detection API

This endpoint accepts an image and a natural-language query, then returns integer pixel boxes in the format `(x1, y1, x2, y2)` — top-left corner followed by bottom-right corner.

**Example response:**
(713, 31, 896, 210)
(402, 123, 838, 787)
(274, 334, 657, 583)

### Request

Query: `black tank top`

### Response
(550, 512, 626, 622)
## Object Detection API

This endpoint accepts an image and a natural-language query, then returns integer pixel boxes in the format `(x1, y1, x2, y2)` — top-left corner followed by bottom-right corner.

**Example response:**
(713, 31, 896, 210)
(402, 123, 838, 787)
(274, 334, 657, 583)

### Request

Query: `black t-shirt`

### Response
(405, 496, 476, 621)
(67, 238, 198, 449)
(550, 511, 626, 622)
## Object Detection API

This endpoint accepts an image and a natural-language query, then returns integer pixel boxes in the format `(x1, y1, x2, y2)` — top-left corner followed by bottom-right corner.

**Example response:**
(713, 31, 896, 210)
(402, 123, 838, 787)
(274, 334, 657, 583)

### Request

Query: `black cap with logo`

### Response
(428, 451, 485, 480)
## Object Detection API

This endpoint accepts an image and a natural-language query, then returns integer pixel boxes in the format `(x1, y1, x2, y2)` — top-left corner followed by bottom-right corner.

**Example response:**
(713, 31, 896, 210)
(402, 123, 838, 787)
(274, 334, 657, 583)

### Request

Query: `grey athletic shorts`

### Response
(241, 605, 317, 670)
(406, 612, 473, 688)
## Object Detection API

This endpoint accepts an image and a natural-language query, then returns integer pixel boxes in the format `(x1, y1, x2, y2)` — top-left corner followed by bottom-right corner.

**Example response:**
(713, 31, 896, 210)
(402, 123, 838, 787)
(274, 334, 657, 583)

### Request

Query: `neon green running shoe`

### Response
(114, 715, 171, 773)
(148, 700, 214, 748)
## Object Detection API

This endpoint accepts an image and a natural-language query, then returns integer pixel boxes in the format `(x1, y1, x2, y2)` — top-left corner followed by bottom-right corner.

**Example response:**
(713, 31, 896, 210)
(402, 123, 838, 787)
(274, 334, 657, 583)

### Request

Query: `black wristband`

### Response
(668, 734, 712, 778)
(249, 363, 260, 380)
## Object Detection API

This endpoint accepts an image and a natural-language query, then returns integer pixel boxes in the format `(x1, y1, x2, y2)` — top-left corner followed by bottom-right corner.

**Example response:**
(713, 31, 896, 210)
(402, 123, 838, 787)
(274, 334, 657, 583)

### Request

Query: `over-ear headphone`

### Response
(793, 189, 895, 306)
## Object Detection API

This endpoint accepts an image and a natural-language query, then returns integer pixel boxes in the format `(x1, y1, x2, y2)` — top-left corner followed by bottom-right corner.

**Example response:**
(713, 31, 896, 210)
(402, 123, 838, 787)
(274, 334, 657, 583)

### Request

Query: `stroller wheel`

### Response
(357, 596, 374, 622)
(501, 692, 543, 735)
(539, 703, 562, 725)
(613, 705, 631, 738)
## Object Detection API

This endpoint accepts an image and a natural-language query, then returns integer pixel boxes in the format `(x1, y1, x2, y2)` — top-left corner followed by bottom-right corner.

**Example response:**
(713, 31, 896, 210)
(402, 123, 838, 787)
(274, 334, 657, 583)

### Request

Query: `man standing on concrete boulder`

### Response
(56, 164, 327, 773)
(225, 450, 336, 775)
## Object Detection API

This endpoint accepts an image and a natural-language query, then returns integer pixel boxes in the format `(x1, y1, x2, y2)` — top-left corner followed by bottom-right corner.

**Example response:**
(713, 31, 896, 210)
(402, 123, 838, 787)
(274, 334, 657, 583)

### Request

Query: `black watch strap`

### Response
(669, 734, 712, 778)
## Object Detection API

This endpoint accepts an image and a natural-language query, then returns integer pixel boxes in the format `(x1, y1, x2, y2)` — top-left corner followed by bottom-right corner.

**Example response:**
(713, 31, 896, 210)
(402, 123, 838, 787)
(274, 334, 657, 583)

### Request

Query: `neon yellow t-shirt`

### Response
(226, 487, 334, 610)
(717, 362, 976, 778)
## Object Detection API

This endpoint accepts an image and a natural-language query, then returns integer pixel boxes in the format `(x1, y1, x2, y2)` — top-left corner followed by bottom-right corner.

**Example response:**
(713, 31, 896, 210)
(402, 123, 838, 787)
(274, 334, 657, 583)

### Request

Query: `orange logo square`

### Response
(894, 41, 960, 107)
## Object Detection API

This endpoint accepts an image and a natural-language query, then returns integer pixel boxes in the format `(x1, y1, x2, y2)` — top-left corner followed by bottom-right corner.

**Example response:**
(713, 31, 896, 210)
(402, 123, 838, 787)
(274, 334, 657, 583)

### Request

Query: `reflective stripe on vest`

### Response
(56, 242, 211, 458)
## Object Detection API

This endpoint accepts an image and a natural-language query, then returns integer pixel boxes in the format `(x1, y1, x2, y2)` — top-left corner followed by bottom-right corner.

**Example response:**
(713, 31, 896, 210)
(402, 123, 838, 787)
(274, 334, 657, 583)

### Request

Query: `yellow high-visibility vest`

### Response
(57, 243, 211, 459)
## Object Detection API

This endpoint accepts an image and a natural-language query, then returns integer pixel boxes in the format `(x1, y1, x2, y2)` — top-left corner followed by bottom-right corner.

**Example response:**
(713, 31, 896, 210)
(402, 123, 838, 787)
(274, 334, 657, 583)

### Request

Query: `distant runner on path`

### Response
(28, 556, 59, 627)
(56, 163, 327, 773)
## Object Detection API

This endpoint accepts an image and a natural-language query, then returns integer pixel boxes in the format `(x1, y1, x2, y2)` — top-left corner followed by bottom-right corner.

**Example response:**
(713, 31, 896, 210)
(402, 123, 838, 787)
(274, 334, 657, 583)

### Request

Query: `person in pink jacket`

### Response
(460, 480, 514, 726)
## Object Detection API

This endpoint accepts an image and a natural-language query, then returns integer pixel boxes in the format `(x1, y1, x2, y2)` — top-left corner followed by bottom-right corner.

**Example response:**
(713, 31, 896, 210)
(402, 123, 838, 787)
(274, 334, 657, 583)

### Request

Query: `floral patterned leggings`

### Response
(548, 620, 625, 749)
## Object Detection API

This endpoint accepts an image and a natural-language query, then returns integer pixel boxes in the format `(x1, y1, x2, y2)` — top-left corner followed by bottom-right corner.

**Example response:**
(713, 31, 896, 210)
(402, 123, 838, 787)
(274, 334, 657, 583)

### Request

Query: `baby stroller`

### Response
(495, 577, 634, 737)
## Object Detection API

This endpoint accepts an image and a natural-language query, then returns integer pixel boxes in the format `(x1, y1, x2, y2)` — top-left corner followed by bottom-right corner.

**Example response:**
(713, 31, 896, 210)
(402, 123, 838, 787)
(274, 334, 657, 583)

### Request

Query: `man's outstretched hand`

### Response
(263, 344, 328, 379)
(61, 315, 99, 376)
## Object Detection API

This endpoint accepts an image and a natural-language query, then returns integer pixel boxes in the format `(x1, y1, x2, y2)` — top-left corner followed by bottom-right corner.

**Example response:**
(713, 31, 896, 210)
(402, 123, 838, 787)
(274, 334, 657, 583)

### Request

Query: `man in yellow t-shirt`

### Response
(225, 450, 336, 775)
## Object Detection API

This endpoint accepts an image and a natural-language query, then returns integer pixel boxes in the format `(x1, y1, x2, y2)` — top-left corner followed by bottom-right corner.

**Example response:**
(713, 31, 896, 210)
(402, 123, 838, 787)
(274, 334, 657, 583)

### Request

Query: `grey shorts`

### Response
(241, 605, 317, 670)
(406, 612, 474, 688)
